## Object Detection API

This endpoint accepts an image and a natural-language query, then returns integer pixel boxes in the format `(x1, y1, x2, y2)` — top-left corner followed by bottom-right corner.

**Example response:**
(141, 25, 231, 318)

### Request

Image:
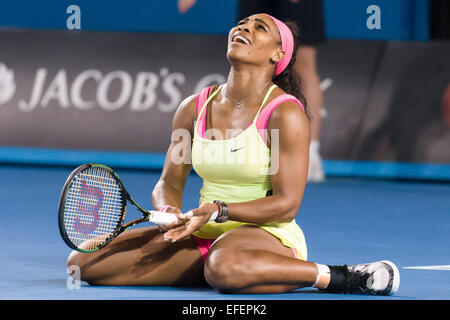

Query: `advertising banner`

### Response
(0, 30, 449, 168)
(0, 30, 230, 152)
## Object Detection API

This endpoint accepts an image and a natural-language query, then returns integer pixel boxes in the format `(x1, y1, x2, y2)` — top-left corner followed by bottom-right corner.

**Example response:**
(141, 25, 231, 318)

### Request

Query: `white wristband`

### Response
(208, 210, 219, 222)
(180, 210, 218, 222)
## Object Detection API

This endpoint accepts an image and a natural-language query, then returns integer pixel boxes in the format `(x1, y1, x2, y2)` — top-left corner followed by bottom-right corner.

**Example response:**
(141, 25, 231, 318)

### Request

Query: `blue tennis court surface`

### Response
(0, 164, 449, 300)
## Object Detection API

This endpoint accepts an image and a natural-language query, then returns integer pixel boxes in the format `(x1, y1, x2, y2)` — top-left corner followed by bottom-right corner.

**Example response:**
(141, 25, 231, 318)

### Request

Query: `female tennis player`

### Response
(67, 14, 399, 295)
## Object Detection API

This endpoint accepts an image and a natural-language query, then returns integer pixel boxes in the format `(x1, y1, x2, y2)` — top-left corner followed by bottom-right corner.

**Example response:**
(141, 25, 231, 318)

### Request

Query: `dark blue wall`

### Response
(0, 0, 429, 40)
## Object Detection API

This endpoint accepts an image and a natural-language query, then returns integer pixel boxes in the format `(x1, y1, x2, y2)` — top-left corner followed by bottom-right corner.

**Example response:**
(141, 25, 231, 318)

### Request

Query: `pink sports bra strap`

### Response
(255, 94, 305, 141)
(195, 88, 304, 141)
(196, 86, 212, 115)
(196, 86, 213, 138)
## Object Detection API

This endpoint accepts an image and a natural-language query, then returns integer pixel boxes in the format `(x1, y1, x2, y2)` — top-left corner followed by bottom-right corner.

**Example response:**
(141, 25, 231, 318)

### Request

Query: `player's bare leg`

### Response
(204, 225, 399, 295)
(67, 226, 206, 286)
(203, 225, 318, 293)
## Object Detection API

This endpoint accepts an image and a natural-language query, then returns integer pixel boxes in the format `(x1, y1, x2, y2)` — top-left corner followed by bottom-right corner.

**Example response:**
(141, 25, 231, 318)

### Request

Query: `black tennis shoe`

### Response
(325, 260, 400, 295)
(343, 260, 400, 295)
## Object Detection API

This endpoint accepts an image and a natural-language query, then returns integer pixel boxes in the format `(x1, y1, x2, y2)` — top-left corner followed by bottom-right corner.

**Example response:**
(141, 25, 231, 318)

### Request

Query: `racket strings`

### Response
(64, 166, 124, 251)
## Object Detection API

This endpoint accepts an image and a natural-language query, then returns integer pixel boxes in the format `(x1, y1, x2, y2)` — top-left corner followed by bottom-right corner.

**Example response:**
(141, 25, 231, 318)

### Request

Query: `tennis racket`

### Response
(58, 163, 179, 253)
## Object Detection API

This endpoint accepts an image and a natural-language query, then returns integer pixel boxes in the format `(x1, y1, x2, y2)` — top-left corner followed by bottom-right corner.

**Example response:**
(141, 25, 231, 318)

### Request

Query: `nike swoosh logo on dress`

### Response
(230, 146, 246, 152)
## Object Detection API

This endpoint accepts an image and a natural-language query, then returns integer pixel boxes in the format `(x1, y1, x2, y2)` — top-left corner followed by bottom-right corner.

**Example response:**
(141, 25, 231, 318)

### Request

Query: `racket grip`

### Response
(148, 210, 179, 225)
(208, 210, 219, 222)
(181, 210, 218, 222)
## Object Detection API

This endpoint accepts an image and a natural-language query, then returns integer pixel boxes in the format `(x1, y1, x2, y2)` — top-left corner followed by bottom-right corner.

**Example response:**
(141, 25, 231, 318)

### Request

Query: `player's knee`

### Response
(66, 250, 92, 283)
(66, 250, 80, 269)
(204, 249, 249, 293)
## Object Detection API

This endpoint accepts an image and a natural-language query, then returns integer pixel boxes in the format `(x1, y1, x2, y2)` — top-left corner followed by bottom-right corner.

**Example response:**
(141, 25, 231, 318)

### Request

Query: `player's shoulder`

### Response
(267, 87, 308, 127)
(176, 93, 197, 116)
(176, 84, 222, 118)
(171, 93, 198, 133)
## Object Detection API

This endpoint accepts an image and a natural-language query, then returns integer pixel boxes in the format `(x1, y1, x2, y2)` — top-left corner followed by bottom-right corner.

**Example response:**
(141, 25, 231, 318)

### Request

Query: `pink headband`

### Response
(265, 14, 294, 75)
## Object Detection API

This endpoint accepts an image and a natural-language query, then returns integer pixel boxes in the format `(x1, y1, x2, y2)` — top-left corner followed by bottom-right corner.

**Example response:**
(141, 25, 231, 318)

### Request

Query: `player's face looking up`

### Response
(227, 14, 285, 74)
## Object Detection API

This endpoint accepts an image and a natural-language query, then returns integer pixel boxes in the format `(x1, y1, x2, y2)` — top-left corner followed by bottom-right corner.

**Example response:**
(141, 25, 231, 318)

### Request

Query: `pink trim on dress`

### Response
(193, 235, 299, 261)
(195, 89, 305, 142)
(291, 247, 298, 259)
(192, 235, 216, 261)
(196, 86, 212, 138)
(255, 94, 305, 141)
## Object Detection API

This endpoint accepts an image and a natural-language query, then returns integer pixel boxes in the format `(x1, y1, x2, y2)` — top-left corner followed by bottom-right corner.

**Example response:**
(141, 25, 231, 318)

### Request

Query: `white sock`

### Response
(313, 263, 330, 289)
(310, 140, 320, 156)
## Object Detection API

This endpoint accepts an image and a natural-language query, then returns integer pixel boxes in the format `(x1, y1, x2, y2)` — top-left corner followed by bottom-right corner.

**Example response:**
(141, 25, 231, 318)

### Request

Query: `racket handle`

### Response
(181, 210, 218, 222)
(208, 210, 219, 222)
(148, 210, 179, 225)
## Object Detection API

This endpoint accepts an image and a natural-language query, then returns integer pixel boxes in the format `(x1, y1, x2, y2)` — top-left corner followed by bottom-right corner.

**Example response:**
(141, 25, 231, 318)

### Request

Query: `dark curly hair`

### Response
(271, 21, 309, 120)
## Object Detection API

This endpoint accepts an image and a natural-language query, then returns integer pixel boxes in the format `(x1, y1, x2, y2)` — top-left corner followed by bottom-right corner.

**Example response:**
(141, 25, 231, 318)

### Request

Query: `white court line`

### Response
(403, 265, 450, 271)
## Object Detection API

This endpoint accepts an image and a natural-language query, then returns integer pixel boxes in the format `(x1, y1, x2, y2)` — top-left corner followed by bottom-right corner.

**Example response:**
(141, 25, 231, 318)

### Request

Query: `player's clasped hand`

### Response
(156, 206, 187, 233)
(162, 202, 218, 242)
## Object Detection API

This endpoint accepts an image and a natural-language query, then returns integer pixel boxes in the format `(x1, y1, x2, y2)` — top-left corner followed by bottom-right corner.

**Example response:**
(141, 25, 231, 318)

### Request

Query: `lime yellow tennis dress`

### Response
(191, 84, 308, 260)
